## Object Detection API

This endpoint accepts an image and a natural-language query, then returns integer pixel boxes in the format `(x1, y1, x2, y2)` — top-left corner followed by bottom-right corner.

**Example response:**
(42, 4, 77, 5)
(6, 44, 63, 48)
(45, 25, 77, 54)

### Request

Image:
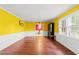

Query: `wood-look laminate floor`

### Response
(0, 36, 75, 55)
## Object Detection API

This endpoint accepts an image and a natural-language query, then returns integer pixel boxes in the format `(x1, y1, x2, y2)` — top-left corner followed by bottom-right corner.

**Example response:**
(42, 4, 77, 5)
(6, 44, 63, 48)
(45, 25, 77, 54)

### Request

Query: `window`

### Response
(59, 11, 79, 39)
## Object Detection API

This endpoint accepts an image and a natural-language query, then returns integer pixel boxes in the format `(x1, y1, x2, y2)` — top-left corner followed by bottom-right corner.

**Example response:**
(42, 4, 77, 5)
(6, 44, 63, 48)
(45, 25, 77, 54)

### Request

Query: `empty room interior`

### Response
(0, 4, 79, 55)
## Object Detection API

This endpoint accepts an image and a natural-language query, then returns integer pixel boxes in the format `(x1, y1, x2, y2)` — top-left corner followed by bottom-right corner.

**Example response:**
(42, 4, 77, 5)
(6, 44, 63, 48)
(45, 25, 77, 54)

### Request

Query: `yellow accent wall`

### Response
(2, 5, 79, 35)
(53, 5, 79, 32)
(0, 8, 25, 35)
(0, 8, 49, 35)
(24, 22, 49, 31)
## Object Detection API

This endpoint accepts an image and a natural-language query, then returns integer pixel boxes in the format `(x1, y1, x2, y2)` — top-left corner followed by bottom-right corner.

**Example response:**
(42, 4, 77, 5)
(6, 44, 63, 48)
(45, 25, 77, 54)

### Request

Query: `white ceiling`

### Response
(0, 4, 76, 22)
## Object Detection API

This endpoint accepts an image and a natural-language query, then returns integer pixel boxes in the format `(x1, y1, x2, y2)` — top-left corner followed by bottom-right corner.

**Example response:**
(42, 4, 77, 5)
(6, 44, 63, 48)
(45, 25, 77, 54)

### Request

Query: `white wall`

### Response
(0, 31, 48, 51)
(55, 33, 79, 54)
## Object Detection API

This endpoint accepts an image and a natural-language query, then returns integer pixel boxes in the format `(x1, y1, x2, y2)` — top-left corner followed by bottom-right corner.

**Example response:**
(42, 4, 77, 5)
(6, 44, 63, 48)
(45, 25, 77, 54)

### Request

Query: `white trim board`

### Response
(0, 31, 48, 51)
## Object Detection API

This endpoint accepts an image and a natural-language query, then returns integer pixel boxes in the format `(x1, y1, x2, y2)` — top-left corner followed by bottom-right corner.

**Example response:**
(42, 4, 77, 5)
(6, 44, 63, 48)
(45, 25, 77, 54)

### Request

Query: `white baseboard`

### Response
(23, 31, 48, 36)
(0, 31, 48, 51)
(55, 33, 79, 54)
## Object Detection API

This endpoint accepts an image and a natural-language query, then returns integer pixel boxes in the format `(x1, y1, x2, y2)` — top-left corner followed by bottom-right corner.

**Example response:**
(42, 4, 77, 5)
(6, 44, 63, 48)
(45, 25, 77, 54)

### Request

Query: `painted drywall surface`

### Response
(53, 5, 79, 54)
(0, 8, 49, 51)
(0, 8, 25, 35)
(53, 5, 79, 32)
(0, 8, 50, 36)
(0, 31, 48, 51)
(24, 22, 50, 32)
(0, 32, 25, 51)
(55, 33, 79, 54)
